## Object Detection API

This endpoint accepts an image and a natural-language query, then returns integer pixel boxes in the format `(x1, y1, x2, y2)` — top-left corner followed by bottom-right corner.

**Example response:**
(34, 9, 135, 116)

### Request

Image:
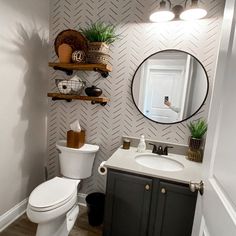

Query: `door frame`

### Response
(192, 0, 236, 235)
(139, 59, 187, 120)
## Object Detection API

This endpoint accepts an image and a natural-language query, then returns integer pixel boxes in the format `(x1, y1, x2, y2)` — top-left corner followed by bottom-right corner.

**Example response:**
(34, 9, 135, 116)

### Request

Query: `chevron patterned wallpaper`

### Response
(47, 0, 225, 193)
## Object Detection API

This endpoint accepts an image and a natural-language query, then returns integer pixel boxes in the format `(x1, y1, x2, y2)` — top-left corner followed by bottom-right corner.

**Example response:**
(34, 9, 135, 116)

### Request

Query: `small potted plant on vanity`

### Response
(81, 22, 119, 64)
(187, 119, 208, 162)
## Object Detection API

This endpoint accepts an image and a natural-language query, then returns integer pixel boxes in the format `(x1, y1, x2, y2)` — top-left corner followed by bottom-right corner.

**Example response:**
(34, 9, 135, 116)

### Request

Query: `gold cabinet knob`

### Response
(145, 184, 150, 191)
(161, 188, 166, 194)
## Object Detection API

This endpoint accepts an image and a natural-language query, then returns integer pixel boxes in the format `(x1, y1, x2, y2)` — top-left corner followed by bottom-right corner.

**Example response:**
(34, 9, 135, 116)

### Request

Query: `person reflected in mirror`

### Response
(164, 101, 180, 114)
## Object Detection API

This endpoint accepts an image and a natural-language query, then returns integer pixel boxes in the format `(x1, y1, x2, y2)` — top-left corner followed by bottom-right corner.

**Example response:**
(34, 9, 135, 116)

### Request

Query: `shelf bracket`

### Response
(51, 97, 72, 102)
(93, 68, 109, 78)
(49, 96, 108, 106)
(91, 100, 107, 106)
(53, 66, 73, 76)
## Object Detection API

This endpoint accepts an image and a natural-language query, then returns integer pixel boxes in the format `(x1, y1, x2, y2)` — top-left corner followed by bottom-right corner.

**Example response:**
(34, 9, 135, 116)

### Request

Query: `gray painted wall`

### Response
(0, 0, 49, 215)
(48, 0, 225, 193)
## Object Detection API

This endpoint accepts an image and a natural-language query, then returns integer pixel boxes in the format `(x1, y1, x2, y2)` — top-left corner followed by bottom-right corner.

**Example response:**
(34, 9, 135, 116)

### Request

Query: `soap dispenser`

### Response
(137, 135, 146, 153)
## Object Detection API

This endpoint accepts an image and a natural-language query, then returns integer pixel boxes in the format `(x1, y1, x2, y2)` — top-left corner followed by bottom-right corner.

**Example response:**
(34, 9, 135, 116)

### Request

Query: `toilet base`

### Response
(36, 205, 79, 236)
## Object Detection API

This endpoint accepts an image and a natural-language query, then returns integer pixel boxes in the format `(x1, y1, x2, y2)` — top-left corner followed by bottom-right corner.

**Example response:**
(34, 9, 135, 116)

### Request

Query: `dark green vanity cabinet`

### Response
(103, 170, 197, 236)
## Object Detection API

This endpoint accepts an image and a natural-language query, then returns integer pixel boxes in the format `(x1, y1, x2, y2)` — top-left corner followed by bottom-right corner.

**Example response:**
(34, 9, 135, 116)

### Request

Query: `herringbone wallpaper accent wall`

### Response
(48, 0, 225, 193)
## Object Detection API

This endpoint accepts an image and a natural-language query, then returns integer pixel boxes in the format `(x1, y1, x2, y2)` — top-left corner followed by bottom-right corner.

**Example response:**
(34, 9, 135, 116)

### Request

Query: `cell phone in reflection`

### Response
(164, 96, 169, 102)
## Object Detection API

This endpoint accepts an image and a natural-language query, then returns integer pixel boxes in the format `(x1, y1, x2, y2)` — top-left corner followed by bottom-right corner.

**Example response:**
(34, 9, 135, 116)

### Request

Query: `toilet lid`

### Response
(29, 177, 79, 211)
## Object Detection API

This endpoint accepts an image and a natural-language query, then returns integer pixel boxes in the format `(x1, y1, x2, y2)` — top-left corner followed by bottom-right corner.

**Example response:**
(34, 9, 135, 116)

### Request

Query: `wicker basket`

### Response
(187, 148, 203, 163)
(88, 42, 109, 54)
(54, 29, 88, 57)
(187, 137, 203, 162)
(87, 52, 110, 64)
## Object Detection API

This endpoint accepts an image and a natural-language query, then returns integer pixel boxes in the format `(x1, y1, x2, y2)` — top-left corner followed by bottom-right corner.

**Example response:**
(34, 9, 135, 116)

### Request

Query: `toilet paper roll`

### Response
(98, 161, 107, 176)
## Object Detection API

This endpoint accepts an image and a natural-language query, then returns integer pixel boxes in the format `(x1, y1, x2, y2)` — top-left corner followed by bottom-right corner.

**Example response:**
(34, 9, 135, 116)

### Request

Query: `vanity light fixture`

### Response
(180, 0, 207, 21)
(150, 0, 207, 23)
(149, 0, 175, 23)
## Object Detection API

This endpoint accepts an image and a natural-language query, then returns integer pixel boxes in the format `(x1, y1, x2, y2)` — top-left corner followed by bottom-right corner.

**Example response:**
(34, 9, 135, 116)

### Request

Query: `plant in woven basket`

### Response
(81, 22, 119, 64)
(187, 119, 208, 162)
(187, 119, 208, 139)
(81, 22, 119, 45)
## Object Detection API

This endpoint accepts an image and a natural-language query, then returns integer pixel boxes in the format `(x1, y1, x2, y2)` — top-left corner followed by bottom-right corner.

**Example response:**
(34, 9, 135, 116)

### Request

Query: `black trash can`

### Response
(86, 192, 105, 226)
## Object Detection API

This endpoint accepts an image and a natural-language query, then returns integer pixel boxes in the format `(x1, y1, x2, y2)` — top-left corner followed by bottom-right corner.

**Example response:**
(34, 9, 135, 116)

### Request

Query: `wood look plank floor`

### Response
(1, 206, 102, 236)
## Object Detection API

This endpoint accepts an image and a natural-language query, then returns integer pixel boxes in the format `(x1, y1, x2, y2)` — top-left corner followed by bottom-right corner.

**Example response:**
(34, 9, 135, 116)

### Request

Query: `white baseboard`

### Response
(0, 198, 28, 232)
(78, 193, 87, 207)
(0, 194, 86, 232)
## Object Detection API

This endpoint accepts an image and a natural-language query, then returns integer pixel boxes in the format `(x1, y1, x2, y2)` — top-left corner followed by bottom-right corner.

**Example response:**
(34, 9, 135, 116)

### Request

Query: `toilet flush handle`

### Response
(56, 148, 62, 154)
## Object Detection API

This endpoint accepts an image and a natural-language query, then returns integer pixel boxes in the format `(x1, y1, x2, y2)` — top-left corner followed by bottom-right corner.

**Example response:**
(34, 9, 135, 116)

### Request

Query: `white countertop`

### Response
(105, 147, 202, 184)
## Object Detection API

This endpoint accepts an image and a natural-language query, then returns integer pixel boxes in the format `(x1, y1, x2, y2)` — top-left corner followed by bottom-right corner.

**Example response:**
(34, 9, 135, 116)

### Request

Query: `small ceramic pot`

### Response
(85, 86, 103, 97)
(58, 43, 73, 63)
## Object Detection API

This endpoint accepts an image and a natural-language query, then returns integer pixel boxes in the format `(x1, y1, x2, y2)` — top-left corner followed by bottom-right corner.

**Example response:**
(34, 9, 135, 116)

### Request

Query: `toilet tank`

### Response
(56, 140, 99, 179)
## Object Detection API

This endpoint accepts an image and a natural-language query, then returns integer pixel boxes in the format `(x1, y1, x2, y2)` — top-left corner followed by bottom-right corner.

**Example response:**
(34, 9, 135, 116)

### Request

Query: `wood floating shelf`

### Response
(47, 93, 109, 106)
(48, 62, 112, 78)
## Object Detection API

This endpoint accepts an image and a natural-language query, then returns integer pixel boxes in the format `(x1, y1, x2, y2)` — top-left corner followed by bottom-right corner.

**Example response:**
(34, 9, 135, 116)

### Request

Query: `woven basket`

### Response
(187, 148, 203, 163)
(87, 52, 110, 64)
(187, 137, 203, 162)
(88, 42, 109, 54)
(54, 29, 88, 57)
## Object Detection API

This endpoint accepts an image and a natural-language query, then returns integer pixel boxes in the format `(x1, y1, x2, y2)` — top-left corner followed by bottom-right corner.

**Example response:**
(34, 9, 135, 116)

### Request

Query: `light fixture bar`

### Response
(149, 0, 207, 22)
(172, 5, 184, 20)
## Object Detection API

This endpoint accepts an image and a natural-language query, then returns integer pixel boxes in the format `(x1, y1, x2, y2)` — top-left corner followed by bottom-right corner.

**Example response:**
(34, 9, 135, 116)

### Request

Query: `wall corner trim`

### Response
(78, 193, 87, 207)
(0, 198, 28, 232)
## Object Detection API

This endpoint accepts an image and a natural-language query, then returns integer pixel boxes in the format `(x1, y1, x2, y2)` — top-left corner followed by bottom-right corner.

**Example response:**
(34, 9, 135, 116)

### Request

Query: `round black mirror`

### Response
(131, 50, 209, 124)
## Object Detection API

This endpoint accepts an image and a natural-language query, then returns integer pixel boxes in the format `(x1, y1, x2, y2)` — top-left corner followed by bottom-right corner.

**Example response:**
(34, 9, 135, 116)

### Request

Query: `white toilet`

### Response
(27, 140, 99, 236)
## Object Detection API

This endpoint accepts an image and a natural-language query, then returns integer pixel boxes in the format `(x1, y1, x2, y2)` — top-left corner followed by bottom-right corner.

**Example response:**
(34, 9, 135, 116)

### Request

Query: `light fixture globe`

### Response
(150, 10, 175, 22)
(150, 0, 175, 23)
(180, 8, 207, 20)
(180, 0, 207, 20)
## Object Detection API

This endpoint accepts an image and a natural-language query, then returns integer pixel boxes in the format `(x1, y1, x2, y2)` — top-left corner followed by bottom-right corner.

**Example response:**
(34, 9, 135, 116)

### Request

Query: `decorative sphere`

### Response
(72, 50, 86, 63)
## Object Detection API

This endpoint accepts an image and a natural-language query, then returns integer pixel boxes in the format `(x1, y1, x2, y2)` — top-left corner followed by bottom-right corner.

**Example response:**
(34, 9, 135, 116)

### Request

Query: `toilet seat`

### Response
(28, 177, 80, 212)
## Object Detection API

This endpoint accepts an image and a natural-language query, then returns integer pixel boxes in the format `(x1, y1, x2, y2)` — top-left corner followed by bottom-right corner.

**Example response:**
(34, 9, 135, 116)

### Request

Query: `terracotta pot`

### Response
(58, 43, 73, 63)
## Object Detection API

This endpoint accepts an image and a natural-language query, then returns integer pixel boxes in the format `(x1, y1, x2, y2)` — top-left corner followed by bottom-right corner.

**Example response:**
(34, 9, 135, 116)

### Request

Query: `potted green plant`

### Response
(187, 119, 207, 162)
(81, 22, 119, 64)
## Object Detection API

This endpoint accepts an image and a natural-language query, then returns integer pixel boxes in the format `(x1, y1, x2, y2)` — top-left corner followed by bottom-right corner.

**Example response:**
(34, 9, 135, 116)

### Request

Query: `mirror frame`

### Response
(131, 49, 209, 125)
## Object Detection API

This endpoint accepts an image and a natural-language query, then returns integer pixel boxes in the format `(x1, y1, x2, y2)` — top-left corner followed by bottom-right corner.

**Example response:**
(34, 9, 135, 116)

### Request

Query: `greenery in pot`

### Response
(187, 119, 208, 139)
(81, 22, 119, 45)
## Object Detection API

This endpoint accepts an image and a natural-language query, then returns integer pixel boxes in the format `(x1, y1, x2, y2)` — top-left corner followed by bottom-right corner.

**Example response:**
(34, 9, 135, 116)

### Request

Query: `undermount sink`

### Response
(135, 154, 184, 172)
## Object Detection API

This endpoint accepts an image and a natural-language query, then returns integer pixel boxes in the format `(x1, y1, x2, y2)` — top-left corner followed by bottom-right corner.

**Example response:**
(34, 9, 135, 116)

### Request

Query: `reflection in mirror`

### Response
(132, 50, 209, 124)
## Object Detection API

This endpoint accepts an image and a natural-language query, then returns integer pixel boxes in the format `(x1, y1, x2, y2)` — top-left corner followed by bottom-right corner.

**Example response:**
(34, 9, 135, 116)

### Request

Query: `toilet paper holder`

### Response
(98, 161, 107, 176)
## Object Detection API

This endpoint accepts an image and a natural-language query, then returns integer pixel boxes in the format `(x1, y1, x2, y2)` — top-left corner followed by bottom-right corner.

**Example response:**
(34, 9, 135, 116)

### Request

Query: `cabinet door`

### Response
(103, 170, 153, 236)
(153, 181, 197, 236)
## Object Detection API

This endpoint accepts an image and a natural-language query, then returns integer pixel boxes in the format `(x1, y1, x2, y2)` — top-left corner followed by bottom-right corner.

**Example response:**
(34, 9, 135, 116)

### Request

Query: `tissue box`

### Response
(67, 130, 85, 148)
